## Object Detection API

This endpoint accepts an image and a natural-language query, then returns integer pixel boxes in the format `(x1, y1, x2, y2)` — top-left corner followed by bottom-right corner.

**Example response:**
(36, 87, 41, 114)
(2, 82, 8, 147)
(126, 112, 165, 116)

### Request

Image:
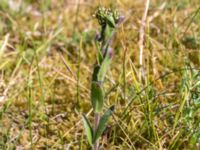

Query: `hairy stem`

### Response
(94, 113, 100, 150)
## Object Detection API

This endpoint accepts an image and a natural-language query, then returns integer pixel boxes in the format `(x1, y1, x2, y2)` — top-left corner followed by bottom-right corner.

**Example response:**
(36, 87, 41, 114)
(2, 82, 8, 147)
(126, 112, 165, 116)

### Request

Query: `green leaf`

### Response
(105, 15, 115, 28)
(92, 65, 100, 82)
(91, 81, 104, 112)
(82, 114, 93, 146)
(93, 106, 115, 143)
(97, 50, 112, 81)
(98, 48, 104, 64)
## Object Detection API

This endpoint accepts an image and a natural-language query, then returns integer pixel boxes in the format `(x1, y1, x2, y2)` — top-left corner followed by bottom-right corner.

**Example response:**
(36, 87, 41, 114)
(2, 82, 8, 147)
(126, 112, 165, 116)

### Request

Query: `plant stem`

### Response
(94, 112, 100, 150)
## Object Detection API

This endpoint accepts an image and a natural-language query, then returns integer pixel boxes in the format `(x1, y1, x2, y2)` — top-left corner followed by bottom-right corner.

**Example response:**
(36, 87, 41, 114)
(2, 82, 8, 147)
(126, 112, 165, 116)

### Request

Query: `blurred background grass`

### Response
(0, 0, 199, 149)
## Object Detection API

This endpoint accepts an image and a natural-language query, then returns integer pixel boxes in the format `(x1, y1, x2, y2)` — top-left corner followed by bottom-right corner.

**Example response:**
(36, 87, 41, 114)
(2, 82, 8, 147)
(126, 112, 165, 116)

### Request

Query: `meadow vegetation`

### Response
(0, 0, 199, 149)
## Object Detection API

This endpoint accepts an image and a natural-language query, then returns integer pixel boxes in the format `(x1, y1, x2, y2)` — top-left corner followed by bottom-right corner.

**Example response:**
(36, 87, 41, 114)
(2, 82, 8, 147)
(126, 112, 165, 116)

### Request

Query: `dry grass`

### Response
(0, 0, 200, 149)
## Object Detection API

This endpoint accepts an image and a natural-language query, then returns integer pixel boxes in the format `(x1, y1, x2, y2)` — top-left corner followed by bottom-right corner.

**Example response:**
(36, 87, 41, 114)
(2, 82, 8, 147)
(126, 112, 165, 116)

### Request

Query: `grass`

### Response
(0, 0, 200, 149)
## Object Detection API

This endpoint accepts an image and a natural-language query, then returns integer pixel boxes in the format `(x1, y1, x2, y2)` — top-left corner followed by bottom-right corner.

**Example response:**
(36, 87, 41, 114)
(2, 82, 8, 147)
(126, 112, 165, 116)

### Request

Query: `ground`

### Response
(0, 0, 200, 149)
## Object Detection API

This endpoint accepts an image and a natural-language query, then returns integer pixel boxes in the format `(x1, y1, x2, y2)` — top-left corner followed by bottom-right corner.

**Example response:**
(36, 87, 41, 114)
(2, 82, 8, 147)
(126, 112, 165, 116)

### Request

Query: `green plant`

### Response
(82, 7, 124, 150)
